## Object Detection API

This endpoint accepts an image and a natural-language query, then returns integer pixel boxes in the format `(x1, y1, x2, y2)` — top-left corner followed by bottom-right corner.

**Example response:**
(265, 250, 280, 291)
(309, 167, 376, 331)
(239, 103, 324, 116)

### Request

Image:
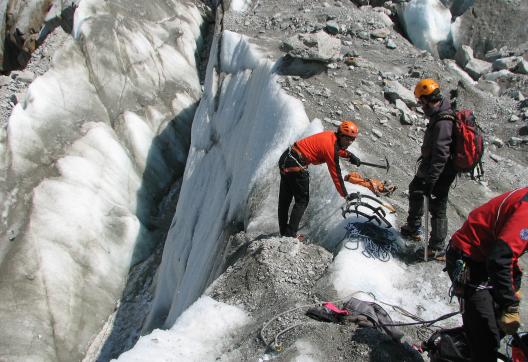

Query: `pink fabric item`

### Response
(322, 302, 350, 315)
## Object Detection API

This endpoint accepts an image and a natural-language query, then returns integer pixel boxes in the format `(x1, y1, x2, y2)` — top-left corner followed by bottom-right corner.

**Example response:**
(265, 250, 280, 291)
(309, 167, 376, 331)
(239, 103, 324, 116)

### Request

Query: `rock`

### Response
(372, 128, 383, 138)
(455, 45, 473, 68)
(283, 31, 341, 62)
(370, 28, 390, 39)
(464, 58, 492, 80)
(484, 47, 510, 62)
(383, 80, 417, 107)
(395, 99, 413, 125)
(490, 137, 504, 148)
(342, 48, 359, 58)
(508, 137, 524, 146)
(344, 56, 370, 68)
(0, 75, 10, 87)
(358, 31, 370, 40)
(511, 90, 525, 101)
(14, 70, 36, 83)
(376, 12, 394, 27)
(325, 21, 339, 35)
(477, 79, 501, 96)
(492, 56, 523, 71)
(385, 39, 396, 49)
(489, 153, 503, 162)
(444, 59, 476, 85)
(483, 70, 514, 82)
(514, 59, 528, 75)
(509, 115, 520, 123)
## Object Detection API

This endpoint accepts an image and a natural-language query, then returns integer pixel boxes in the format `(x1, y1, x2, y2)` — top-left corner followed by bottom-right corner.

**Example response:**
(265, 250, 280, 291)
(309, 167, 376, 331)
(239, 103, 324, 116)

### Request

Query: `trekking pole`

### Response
(424, 196, 429, 262)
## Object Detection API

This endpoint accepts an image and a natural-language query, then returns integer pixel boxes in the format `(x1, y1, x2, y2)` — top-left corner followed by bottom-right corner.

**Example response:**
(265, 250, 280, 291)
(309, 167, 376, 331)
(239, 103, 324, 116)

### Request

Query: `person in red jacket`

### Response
(445, 187, 528, 362)
(278, 121, 361, 238)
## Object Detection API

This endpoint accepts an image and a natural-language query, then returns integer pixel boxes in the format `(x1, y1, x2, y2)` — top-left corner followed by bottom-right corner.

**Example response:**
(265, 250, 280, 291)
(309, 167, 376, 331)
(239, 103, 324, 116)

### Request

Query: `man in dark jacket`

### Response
(445, 187, 528, 362)
(278, 121, 361, 238)
(400, 79, 458, 258)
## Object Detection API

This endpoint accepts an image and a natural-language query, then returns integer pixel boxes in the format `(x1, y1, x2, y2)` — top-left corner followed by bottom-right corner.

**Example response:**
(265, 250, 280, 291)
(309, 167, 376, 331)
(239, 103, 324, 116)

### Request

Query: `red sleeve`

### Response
(325, 143, 347, 197)
(488, 202, 528, 307)
(497, 204, 528, 258)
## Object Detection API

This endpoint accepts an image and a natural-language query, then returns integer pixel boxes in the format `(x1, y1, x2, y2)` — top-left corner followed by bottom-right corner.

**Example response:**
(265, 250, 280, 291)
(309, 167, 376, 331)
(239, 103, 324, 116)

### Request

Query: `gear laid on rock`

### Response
(344, 171, 397, 196)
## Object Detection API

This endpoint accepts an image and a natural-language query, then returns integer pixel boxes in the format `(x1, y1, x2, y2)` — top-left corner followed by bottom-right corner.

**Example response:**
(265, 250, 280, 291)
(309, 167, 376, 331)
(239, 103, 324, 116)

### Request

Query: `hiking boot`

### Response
(296, 234, 305, 242)
(414, 247, 446, 261)
(400, 224, 422, 241)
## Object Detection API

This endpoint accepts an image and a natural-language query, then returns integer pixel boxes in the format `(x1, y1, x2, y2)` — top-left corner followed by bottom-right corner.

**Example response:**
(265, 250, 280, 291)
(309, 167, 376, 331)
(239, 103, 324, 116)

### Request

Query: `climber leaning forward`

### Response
(278, 121, 361, 239)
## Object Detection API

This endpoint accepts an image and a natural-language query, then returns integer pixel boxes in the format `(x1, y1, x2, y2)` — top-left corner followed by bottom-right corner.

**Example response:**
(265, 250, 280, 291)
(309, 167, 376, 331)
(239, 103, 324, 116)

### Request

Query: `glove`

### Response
(499, 305, 521, 335)
(423, 181, 435, 197)
(349, 153, 361, 166)
(515, 289, 522, 301)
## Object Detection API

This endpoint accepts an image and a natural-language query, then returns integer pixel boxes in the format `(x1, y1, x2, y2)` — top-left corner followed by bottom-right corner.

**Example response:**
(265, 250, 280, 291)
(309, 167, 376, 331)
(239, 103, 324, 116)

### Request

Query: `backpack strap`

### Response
(435, 110, 456, 123)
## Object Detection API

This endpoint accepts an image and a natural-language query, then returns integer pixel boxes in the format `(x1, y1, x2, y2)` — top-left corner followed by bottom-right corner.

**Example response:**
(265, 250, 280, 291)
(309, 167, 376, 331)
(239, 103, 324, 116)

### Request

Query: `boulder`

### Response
(492, 56, 523, 71)
(395, 99, 414, 125)
(325, 21, 340, 35)
(283, 31, 341, 62)
(484, 47, 511, 62)
(455, 45, 473, 68)
(514, 59, 528, 75)
(477, 79, 501, 96)
(383, 80, 417, 107)
(483, 69, 514, 82)
(465, 58, 492, 80)
(371, 27, 391, 39)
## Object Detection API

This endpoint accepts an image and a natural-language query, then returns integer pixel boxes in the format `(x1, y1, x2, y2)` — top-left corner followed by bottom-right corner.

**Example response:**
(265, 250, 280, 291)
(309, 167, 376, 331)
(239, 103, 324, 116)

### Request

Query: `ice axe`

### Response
(359, 156, 390, 173)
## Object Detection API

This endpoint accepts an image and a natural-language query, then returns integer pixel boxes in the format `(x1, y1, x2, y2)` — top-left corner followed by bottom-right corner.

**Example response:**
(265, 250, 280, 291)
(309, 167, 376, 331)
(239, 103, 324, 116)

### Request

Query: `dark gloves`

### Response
(349, 153, 361, 166)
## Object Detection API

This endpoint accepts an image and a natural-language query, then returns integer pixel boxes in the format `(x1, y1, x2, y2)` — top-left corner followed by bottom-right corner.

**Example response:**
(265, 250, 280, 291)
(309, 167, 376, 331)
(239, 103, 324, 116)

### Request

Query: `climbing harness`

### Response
(343, 223, 396, 262)
(279, 145, 308, 174)
(342, 192, 392, 228)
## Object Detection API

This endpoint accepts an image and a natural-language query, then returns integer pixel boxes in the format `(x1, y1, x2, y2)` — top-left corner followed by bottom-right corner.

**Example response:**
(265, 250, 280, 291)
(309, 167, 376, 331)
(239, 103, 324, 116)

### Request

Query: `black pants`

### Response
(446, 247, 501, 362)
(406, 163, 457, 248)
(463, 288, 501, 362)
(278, 150, 309, 237)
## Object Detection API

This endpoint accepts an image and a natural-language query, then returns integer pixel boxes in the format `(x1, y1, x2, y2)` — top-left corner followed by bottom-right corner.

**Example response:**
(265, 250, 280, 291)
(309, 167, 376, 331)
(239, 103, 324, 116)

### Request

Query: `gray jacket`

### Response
(417, 97, 455, 184)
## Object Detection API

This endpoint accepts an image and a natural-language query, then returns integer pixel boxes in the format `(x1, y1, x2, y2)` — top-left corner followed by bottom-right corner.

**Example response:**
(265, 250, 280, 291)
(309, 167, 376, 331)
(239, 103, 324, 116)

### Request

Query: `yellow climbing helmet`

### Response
(414, 79, 440, 99)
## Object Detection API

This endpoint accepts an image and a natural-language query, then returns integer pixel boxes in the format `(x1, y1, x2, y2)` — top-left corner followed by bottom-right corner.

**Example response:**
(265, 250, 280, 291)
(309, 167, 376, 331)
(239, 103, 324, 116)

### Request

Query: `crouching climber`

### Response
(400, 79, 458, 258)
(445, 187, 528, 362)
(278, 121, 361, 238)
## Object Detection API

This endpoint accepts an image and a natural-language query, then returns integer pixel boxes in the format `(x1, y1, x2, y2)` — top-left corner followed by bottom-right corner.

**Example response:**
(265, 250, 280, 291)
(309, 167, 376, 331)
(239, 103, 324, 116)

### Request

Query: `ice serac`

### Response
(0, 0, 207, 360)
(398, 0, 458, 58)
(143, 30, 310, 331)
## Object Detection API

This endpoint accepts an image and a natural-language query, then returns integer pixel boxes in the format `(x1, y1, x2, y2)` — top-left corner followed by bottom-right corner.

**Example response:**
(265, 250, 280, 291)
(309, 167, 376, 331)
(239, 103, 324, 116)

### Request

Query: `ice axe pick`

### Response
(360, 156, 390, 173)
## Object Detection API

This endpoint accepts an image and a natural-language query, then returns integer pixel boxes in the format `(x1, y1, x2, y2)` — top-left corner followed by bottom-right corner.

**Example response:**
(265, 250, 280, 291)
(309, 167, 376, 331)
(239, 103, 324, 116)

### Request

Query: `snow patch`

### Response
(115, 296, 250, 361)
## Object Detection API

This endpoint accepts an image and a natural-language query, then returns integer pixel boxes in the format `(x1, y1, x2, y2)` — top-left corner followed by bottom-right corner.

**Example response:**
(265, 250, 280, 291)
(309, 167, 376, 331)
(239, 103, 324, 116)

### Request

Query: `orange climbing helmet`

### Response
(338, 120, 359, 138)
(414, 79, 440, 99)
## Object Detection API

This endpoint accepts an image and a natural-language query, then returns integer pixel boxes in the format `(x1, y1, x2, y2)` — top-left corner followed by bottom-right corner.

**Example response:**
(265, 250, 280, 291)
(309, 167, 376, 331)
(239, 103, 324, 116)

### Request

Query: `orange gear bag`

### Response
(344, 172, 396, 196)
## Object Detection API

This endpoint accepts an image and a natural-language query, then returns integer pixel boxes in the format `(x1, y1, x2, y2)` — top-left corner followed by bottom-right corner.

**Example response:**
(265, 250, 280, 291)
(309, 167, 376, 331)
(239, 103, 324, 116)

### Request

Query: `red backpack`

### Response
(452, 109, 484, 179)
